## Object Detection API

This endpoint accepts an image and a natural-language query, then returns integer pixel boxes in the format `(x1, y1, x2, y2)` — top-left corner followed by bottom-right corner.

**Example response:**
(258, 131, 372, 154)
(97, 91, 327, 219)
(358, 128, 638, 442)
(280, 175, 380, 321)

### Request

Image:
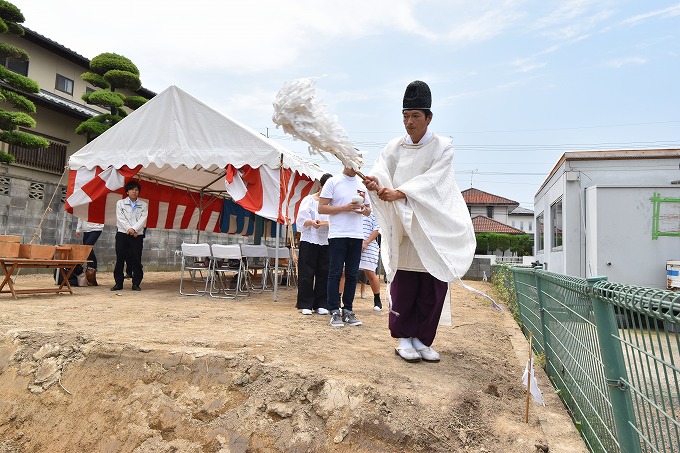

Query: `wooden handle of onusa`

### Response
(356, 170, 367, 181)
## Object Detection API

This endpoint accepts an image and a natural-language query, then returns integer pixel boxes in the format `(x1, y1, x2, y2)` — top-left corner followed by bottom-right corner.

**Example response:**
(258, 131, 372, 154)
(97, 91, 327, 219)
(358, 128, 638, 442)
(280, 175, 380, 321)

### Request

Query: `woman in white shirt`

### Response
(295, 173, 332, 315)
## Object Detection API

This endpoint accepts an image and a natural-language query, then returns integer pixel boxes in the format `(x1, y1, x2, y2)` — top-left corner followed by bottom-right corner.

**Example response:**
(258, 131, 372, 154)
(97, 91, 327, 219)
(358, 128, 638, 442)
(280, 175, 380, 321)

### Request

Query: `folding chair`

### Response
(179, 243, 212, 296)
(209, 244, 248, 299)
(266, 246, 294, 289)
(240, 244, 269, 293)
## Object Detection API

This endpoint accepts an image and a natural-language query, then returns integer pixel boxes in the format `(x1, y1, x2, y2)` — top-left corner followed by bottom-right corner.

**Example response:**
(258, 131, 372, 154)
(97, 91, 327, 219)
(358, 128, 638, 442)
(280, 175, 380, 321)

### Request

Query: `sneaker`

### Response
(373, 305, 382, 312)
(329, 310, 344, 327)
(316, 307, 329, 315)
(301, 309, 313, 315)
(342, 310, 362, 326)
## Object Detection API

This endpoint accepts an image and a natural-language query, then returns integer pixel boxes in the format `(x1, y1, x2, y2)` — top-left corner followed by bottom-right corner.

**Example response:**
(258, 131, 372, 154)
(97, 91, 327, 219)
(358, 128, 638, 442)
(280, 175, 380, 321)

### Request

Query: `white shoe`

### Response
(394, 338, 421, 363)
(395, 347, 421, 363)
(316, 307, 329, 315)
(373, 305, 382, 311)
(301, 309, 313, 315)
(415, 346, 440, 362)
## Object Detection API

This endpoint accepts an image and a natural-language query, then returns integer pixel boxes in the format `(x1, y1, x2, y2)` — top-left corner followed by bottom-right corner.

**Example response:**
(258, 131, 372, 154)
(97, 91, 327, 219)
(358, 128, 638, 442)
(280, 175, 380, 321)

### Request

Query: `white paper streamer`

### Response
(272, 78, 362, 171)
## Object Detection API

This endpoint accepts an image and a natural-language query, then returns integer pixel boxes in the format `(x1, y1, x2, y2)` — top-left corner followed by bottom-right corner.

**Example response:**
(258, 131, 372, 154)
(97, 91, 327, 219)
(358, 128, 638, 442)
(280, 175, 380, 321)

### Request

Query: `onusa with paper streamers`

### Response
(272, 78, 363, 173)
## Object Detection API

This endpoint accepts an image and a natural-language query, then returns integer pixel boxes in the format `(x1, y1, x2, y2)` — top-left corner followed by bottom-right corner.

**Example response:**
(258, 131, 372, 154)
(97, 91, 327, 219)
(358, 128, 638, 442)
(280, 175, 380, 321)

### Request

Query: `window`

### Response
(536, 213, 544, 252)
(511, 220, 515, 227)
(528, 221, 533, 232)
(3, 57, 28, 76)
(487, 206, 494, 218)
(519, 221, 524, 231)
(55, 74, 74, 95)
(551, 199, 563, 249)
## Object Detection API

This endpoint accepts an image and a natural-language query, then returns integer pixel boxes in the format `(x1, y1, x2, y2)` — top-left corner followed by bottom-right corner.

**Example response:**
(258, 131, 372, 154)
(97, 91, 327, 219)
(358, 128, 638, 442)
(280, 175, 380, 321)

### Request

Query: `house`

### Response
(1, 28, 154, 184)
(462, 189, 532, 279)
(462, 187, 519, 224)
(508, 206, 534, 234)
(534, 148, 680, 289)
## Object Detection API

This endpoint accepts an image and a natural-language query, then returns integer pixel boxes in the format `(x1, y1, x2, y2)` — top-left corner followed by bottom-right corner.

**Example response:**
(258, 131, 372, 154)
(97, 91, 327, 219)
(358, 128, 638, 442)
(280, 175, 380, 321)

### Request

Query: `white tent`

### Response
(66, 85, 323, 231)
(65, 85, 322, 300)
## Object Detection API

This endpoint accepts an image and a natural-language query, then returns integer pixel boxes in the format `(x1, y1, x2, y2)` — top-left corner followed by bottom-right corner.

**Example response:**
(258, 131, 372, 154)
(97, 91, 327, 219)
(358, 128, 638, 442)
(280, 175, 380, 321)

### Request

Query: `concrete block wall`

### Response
(463, 256, 494, 281)
(0, 173, 275, 273)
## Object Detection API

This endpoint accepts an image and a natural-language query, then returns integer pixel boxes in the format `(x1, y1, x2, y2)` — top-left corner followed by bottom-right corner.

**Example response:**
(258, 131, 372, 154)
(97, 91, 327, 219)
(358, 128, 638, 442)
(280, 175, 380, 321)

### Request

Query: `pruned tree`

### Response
(0, 0, 50, 164)
(76, 52, 148, 141)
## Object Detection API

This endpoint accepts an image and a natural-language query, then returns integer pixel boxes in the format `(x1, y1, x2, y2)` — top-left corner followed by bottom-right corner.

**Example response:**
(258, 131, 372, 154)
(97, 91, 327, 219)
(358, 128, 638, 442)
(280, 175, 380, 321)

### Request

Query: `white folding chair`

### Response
(266, 246, 293, 289)
(209, 244, 248, 299)
(240, 244, 269, 293)
(179, 243, 212, 296)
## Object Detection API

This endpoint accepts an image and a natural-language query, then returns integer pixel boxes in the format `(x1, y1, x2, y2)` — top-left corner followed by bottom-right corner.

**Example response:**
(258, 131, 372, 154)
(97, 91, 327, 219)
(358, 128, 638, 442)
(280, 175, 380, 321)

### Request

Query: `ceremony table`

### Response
(0, 258, 88, 299)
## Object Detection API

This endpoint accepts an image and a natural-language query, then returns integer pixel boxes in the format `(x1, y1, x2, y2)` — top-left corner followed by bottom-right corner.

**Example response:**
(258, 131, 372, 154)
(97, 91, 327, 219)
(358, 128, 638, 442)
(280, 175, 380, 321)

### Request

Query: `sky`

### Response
(11, 0, 680, 208)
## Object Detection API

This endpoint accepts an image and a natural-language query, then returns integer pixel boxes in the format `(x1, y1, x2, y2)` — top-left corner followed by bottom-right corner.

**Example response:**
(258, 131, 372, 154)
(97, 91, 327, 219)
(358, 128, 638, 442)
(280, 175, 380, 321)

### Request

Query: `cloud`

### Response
(617, 3, 680, 28)
(604, 56, 647, 68)
(533, 0, 615, 41)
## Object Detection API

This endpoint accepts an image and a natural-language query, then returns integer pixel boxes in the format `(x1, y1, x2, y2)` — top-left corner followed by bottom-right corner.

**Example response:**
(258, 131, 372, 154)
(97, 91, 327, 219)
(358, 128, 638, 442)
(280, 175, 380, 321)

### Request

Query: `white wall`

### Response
(585, 185, 680, 288)
(509, 214, 534, 233)
(535, 154, 680, 283)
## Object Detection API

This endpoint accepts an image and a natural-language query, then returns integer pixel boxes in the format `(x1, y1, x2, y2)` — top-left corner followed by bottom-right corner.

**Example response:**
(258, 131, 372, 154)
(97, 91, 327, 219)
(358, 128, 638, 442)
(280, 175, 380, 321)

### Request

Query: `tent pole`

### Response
(273, 222, 280, 301)
(196, 190, 203, 243)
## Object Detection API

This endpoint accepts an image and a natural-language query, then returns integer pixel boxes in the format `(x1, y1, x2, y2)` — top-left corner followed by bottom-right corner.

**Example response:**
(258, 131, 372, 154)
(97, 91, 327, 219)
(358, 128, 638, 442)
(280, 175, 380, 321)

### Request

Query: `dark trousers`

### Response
(82, 230, 101, 268)
(114, 232, 144, 286)
(327, 237, 362, 312)
(74, 230, 102, 275)
(389, 270, 449, 346)
(296, 241, 329, 310)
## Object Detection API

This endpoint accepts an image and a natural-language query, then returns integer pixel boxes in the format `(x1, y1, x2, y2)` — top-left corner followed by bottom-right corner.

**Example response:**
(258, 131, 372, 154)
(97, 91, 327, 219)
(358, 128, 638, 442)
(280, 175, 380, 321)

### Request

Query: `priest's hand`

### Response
(377, 188, 405, 202)
(363, 175, 381, 192)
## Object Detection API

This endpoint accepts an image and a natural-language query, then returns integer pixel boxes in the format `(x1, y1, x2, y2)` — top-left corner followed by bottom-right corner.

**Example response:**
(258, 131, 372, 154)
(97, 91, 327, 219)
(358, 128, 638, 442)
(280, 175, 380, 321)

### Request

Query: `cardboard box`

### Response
(18, 244, 57, 260)
(0, 235, 21, 243)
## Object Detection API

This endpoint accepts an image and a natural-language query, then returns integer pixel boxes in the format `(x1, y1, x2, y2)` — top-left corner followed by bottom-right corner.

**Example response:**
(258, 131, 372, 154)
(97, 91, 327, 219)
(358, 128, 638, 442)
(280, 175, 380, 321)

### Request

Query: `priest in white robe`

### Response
(363, 80, 476, 363)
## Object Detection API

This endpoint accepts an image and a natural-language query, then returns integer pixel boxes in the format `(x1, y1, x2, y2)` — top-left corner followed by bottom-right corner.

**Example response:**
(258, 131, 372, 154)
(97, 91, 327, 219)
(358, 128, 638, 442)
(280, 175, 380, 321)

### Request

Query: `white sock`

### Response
(412, 337, 427, 350)
(398, 338, 413, 349)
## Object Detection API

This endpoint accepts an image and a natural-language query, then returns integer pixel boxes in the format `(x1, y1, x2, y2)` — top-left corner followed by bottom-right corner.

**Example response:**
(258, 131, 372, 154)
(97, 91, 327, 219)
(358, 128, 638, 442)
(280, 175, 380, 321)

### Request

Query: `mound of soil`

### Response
(0, 272, 586, 452)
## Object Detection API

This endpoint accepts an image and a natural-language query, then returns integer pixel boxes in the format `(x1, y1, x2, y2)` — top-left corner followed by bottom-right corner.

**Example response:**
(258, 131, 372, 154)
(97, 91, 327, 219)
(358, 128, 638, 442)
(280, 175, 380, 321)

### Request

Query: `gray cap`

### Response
(403, 80, 431, 110)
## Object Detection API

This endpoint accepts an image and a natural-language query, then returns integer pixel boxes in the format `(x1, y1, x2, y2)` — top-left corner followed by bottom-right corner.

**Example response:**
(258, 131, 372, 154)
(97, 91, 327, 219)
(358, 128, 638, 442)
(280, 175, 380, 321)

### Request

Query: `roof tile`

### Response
(471, 216, 526, 234)
(462, 188, 519, 206)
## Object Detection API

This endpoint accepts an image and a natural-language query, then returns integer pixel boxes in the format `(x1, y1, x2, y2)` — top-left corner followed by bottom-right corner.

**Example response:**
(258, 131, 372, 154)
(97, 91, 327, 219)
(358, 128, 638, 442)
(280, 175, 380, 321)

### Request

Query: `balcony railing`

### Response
(10, 140, 67, 174)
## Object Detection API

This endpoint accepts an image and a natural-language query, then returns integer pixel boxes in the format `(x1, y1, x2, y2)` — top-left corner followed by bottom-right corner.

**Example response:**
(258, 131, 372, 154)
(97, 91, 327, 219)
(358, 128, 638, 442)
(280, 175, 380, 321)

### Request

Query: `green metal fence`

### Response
(505, 265, 679, 453)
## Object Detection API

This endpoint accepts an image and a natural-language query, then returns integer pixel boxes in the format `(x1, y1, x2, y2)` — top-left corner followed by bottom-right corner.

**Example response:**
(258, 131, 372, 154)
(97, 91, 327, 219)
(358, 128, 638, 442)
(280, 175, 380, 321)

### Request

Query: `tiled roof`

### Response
(37, 90, 101, 117)
(509, 206, 534, 215)
(471, 216, 526, 234)
(462, 188, 519, 206)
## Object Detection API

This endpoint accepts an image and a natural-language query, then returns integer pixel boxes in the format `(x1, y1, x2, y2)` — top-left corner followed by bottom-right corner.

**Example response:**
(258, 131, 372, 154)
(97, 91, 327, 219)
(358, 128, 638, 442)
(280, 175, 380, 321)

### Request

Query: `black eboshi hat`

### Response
(402, 80, 431, 110)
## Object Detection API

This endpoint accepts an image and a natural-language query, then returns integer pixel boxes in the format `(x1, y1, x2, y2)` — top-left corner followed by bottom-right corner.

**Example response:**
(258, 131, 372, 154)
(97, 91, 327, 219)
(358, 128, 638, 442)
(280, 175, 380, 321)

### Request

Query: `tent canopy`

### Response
(68, 85, 322, 193)
(66, 86, 323, 231)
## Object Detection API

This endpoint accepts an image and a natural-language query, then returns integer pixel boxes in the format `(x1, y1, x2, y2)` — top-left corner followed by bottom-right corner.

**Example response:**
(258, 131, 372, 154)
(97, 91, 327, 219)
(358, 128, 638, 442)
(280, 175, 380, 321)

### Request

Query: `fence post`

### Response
(533, 266, 552, 373)
(587, 276, 641, 453)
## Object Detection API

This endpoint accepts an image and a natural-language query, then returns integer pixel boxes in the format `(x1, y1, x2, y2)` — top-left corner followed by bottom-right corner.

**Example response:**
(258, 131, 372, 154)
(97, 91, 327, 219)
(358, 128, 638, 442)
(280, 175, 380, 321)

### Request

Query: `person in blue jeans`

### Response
(318, 165, 371, 327)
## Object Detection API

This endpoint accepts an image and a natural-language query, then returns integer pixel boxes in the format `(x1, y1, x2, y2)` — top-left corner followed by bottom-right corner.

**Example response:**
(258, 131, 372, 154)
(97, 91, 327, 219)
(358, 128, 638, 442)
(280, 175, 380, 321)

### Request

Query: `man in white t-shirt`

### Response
(318, 165, 371, 327)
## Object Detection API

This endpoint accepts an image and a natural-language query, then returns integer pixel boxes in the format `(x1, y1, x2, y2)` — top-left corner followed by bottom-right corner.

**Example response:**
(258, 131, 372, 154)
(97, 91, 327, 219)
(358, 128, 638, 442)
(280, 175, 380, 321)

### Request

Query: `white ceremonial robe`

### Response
(367, 132, 476, 283)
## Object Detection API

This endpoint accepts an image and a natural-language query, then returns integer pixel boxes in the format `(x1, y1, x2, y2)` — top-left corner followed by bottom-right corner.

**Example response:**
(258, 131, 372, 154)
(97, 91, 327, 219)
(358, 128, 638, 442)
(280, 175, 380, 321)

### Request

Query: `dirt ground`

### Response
(0, 271, 587, 453)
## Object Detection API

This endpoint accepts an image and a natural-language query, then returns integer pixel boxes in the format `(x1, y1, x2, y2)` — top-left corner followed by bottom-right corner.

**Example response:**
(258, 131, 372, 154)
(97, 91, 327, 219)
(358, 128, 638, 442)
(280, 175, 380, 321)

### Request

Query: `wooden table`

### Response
(0, 258, 89, 299)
